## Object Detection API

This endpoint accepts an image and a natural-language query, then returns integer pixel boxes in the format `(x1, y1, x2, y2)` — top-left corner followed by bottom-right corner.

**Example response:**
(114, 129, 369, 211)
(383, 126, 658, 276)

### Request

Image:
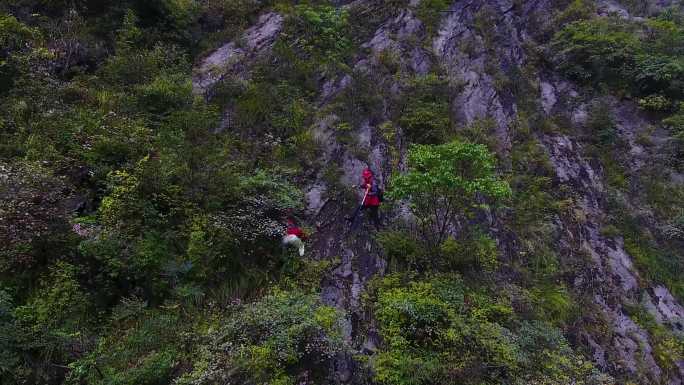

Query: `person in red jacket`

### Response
(356, 168, 382, 230)
(283, 218, 306, 256)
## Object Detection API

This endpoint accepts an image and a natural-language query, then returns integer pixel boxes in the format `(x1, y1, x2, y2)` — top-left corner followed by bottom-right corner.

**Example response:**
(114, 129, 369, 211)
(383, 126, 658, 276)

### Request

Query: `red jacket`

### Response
(286, 220, 306, 239)
(361, 169, 381, 207)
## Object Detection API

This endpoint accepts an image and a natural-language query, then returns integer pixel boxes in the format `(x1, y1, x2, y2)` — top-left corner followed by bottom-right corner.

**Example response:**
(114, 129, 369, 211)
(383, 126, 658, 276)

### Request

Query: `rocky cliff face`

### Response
(194, 1, 684, 383)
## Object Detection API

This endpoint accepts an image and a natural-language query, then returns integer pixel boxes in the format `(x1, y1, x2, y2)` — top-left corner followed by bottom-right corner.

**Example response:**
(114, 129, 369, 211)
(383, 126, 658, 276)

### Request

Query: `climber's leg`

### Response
(369, 206, 381, 230)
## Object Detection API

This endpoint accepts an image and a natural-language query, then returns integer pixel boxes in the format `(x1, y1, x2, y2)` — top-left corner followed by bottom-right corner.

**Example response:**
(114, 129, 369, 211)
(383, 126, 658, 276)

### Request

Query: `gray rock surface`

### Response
(192, 12, 283, 96)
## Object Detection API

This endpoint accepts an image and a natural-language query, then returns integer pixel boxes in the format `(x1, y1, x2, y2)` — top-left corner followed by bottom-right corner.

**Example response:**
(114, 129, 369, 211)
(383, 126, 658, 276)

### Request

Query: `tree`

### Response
(387, 140, 511, 251)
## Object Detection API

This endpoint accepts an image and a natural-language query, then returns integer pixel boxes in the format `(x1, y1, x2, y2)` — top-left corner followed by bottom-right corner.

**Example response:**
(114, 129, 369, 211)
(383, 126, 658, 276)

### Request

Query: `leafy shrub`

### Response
(552, 17, 641, 86)
(397, 74, 452, 144)
(103, 10, 189, 88)
(507, 128, 560, 231)
(0, 289, 24, 384)
(0, 14, 40, 94)
(586, 100, 618, 147)
(129, 0, 199, 48)
(554, 0, 597, 26)
(234, 79, 312, 140)
(638, 94, 672, 111)
(632, 54, 684, 98)
(180, 290, 345, 385)
(66, 297, 185, 385)
(98, 157, 182, 233)
(514, 320, 613, 385)
(280, 257, 339, 293)
(439, 232, 498, 271)
(277, 4, 352, 77)
(530, 284, 576, 326)
(135, 72, 193, 118)
(398, 100, 451, 144)
(459, 118, 500, 150)
(12, 262, 92, 383)
(552, 13, 684, 103)
(0, 14, 38, 51)
(14, 261, 90, 334)
(376, 230, 421, 270)
(81, 113, 153, 180)
(368, 275, 611, 385)
(330, 69, 386, 129)
(198, 0, 265, 45)
(388, 140, 511, 252)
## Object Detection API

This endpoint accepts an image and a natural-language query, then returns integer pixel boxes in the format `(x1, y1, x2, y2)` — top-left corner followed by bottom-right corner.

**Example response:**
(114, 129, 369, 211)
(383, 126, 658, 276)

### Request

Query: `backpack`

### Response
(372, 184, 384, 202)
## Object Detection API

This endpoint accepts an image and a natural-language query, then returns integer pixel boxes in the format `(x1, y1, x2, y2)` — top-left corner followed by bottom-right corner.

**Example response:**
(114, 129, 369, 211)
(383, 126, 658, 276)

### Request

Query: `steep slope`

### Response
(2, 0, 683, 384)
(193, 0, 684, 383)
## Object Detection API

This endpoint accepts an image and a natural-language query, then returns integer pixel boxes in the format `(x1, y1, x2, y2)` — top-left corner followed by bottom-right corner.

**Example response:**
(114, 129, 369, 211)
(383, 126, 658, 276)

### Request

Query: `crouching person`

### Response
(282, 218, 306, 256)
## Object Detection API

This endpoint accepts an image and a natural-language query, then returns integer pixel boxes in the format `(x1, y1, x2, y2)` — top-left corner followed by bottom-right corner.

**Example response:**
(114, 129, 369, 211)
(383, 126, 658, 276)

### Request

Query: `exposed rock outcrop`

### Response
(192, 12, 283, 96)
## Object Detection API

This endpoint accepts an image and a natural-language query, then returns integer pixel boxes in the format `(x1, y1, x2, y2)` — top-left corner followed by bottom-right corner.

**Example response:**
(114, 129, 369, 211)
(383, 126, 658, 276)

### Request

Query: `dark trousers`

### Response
(361, 205, 381, 230)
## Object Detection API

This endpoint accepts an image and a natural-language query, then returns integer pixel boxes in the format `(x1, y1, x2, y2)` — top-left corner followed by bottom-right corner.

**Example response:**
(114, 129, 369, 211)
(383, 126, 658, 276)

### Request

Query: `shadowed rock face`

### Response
(196, 1, 684, 383)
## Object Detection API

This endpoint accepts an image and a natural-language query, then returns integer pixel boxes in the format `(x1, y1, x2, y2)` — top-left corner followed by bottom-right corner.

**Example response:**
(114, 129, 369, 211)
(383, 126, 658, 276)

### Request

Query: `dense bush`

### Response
(273, 3, 352, 81)
(552, 12, 684, 108)
(663, 102, 684, 170)
(0, 14, 40, 94)
(0, 289, 26, 384)
(178, 289, 344, 385)
(397, 74, 452, 144)
(8, 262, 92, 383)
(65, 297, 189, 385)
(414, 0, 450, 35)
(388, 140, 511, 254)
(0, 6, 317, 380)
(552, 17, 642, 86)
(367, 274, 613, 385)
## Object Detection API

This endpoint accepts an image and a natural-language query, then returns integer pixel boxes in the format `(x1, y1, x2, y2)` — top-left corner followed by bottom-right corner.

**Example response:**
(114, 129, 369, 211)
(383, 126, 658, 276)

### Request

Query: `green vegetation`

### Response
(0, 2, 326, 382)
(553, 6, 684, 311)
(414, 0, 450, 35)
(282, 4, 351, 71)
(270, 3, 352, 89)
(388, 141, 511, 266)
(663, 102, 684, 171)
(182, 290, 343, 385)
(365, 274, 613, 385)
(625, 303, 684, 377)
(552, 10, 684, 247)
(552, 11, 684, 110)
(65, 289, 343, 385)
(397, 74, 452, 144)
(610, 205, 684, 301)
(2, 0, 684, 384)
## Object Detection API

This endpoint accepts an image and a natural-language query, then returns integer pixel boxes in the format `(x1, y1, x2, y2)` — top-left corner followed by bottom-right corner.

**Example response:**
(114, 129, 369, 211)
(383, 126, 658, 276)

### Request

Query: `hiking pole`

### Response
(347, 186, 370, 231)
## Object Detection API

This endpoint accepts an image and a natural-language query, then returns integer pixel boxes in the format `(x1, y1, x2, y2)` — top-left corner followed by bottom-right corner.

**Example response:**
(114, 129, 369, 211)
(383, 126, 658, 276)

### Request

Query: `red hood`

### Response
(362, 169, 373, 181)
